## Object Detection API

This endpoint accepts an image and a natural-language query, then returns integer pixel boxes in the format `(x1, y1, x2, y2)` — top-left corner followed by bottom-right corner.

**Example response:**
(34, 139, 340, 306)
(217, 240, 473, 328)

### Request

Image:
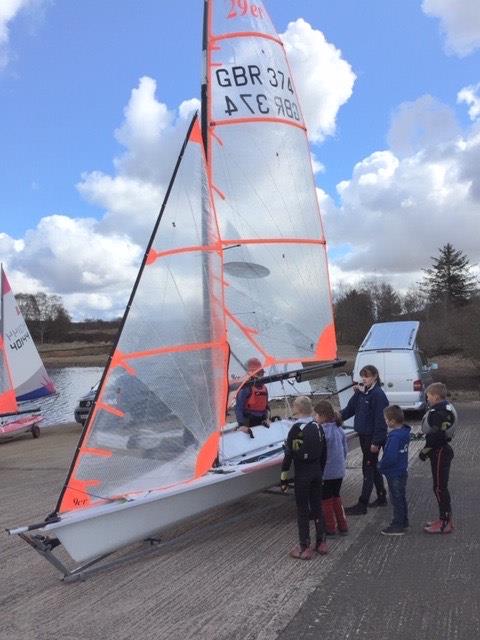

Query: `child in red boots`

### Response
(314, 400, 349, 536)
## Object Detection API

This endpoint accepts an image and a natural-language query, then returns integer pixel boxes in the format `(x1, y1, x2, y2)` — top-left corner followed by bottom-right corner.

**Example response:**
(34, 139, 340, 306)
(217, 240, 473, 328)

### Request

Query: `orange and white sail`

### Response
(206, 0, 336, 383)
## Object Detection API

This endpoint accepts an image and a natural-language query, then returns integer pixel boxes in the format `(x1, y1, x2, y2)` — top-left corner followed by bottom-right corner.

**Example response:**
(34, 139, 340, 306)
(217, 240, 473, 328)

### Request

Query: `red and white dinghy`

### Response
(0, 266, 56, 441)
(9, 0, 345, 578)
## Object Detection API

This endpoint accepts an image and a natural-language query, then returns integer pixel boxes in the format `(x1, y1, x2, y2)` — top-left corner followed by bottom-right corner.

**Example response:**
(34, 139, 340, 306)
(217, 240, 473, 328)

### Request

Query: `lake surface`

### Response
(42, 367, 104, 426)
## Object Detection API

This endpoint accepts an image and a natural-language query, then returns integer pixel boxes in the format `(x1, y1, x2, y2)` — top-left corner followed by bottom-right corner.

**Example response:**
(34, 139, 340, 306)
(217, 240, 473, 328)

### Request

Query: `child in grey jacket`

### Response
(314, 400, 348, 535)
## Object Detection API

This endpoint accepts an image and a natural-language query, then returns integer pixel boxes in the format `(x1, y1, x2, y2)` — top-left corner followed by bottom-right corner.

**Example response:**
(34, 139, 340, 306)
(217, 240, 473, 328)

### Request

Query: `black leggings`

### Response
(322, 478, 343, 499)
(358, 434, 386, 504)
(294, 467, 325, 547)
(430, 445, 454, 520)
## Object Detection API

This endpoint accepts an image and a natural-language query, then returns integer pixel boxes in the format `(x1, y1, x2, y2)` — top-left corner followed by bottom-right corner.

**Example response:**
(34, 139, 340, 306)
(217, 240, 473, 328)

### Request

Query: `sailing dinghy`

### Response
(9, 0, 344, 578)
(0, 266, 56, 441)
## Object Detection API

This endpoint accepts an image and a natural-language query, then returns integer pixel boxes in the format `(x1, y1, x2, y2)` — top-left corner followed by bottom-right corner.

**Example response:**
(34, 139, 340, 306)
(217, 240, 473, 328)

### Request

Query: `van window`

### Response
(383, 351, 414, 375)
(354, 352, 385, 380)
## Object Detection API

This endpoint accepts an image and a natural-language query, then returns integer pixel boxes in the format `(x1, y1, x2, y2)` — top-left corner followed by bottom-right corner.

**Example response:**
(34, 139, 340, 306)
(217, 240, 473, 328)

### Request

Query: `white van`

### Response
(352, 321, 437, 412)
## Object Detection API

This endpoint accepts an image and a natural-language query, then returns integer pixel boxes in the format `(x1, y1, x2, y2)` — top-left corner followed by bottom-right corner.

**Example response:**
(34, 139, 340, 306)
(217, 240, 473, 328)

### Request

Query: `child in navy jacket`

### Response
(378, 405, 411, 536)
(341, 364, 388, 514)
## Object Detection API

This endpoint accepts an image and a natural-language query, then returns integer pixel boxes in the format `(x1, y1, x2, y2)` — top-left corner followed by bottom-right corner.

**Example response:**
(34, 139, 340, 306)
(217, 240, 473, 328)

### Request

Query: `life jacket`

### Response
(245, 383, 268, 413)
(291, 420, 325, 463)
(421, 402, 457, 441)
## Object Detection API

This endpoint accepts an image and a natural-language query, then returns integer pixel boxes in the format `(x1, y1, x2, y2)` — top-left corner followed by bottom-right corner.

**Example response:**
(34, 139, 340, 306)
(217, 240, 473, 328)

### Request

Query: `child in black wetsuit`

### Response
(420, 382, 457, 534)
(280, 396, 327, 560)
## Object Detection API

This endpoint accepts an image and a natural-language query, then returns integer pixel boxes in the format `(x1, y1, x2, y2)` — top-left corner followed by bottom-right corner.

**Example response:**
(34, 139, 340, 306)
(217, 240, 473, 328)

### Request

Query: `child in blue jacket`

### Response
(378, 405, 411, 536)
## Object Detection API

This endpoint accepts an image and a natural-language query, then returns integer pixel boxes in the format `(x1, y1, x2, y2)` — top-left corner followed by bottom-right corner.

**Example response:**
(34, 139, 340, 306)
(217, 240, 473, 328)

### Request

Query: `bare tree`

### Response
(15, 292, 71, 343)
(401, 286, 428, 315)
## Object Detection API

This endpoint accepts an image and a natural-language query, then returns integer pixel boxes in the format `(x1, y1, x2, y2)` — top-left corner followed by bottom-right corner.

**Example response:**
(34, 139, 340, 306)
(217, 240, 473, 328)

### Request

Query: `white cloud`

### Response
(0, 0, 45, 69)
(281, 18, 356, 143)
(323, 99, 480, 282)
(11, 215, 141, 304)
(387, 95, 460, 157)
(422, 0, 480, 57)
(77, 172, 164, 246)
(78, 77, 201, 249)
(457, 83, 480, 121)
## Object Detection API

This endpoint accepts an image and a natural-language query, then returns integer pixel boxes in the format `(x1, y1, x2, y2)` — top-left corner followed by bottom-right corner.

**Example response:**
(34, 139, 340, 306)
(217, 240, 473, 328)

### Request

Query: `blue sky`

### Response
(1, 0, 479, 317)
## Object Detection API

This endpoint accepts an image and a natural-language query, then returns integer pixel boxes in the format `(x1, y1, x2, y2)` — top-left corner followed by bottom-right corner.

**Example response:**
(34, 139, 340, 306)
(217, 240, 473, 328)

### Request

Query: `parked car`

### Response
(352, 321, 437, 412)
(74, 381, 99, 425)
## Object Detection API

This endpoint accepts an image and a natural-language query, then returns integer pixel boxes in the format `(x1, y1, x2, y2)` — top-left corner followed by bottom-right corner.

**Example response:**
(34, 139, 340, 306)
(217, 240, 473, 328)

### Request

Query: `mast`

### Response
(200, 0, 214, 350)
(201, 0, 209, 156)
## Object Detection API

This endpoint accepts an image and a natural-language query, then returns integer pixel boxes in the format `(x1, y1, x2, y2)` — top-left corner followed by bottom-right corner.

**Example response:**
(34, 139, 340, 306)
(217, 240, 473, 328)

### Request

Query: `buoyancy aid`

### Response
(245, 383, 268, 413)
(291, 420, 325, 463)
(421, 401, 457, 445)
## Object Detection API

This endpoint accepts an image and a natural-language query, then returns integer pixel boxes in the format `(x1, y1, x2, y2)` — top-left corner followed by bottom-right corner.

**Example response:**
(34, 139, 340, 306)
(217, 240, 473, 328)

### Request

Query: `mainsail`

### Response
(0, 266, 56, 413)
(205, 0, 336, 382)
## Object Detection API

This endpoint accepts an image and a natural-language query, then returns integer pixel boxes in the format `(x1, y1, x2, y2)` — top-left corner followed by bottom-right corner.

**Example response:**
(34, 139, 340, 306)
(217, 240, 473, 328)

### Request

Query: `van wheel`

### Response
(31, 424, 41, 438)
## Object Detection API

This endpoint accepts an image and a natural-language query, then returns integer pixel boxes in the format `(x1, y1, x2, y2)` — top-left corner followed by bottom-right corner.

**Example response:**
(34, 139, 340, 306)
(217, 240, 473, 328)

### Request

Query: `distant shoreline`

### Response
(39, 341, 478, 396)
(39, 342, 111, 369)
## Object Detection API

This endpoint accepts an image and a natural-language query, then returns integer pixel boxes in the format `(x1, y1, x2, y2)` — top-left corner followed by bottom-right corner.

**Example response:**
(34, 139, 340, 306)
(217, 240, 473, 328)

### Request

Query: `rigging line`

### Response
(230, 349, 248, 371)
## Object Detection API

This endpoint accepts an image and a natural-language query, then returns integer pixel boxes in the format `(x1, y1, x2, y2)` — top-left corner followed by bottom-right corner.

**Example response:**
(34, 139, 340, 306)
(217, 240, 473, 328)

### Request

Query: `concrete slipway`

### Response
(1, 402, 478, 640)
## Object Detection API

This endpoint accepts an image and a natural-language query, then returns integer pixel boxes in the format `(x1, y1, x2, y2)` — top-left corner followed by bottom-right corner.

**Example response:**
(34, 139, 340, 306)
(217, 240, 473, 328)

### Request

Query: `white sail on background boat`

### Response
(9, 0, 343, 578)
(0, 266, 56, 440)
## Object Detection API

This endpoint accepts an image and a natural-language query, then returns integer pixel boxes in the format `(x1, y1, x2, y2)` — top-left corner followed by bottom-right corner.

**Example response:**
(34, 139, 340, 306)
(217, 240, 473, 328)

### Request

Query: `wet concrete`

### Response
(0, 404, 478, 640)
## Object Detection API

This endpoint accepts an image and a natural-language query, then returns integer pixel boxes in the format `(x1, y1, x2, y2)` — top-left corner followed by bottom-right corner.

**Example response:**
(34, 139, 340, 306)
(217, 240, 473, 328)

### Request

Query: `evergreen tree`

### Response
(421, 243, 478, 306)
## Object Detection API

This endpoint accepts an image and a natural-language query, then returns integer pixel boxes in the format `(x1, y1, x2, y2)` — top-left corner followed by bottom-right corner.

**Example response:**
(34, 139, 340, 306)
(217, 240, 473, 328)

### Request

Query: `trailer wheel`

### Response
(31, 424, 41, 438)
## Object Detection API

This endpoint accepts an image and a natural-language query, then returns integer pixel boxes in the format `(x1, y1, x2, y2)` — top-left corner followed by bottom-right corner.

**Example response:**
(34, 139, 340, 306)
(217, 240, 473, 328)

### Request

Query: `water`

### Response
(42, 367, 103, 426)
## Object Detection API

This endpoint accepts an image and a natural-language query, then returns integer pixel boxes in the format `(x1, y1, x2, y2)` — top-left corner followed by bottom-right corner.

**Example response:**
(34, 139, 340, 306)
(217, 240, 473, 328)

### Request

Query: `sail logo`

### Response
(215, 64, 300, 122)
(73, 496, 88, 507)
(227, 0, 265, 20)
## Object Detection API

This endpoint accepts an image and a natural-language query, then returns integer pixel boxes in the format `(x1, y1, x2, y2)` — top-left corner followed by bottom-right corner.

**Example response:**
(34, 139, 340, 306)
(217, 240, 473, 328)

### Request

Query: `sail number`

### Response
(216, 65, 301, 122)
(8, 332, 30, 351)
(227, 0, 265, 20)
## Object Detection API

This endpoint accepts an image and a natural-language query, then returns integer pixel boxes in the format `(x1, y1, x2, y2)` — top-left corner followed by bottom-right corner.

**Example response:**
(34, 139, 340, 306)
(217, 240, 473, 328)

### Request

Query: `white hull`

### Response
(25, 420, 356, 564)
(42, 452, 283, 562)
